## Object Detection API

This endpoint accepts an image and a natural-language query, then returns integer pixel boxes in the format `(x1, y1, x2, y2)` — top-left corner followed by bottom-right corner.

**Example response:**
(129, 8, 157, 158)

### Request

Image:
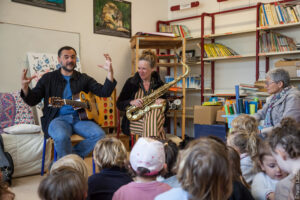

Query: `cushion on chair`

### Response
(0, 92, 35, 134)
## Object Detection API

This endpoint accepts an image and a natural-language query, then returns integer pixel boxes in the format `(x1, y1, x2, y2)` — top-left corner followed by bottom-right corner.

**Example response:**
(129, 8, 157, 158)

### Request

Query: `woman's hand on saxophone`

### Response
(155, 98, 165, 105)
(130, 99, 143, 107)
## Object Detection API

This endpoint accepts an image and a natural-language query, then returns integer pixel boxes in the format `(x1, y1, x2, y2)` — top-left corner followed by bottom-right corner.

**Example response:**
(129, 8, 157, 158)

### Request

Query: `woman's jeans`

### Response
(48, 114, 104, 159)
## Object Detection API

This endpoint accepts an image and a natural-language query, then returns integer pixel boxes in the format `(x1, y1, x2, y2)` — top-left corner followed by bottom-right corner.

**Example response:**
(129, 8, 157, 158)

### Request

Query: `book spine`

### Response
(277, 3, 285, 24)
(262, 4, 269, 25)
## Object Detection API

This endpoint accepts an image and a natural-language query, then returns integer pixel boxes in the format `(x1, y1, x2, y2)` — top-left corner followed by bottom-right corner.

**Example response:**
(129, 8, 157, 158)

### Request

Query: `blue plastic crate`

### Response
(222, 114, 240, 128)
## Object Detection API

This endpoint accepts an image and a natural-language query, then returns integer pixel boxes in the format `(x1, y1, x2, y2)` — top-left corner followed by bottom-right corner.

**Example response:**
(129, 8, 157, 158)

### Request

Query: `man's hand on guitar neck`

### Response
(97, 54, 114, 82)
(21, 68, 36, 96)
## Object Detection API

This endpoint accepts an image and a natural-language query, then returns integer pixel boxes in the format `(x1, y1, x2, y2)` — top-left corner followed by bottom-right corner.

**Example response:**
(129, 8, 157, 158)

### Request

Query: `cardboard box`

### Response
(194, 105, 223, 125)
(216, 110, 226, 123)
(274, 60, 300, 78)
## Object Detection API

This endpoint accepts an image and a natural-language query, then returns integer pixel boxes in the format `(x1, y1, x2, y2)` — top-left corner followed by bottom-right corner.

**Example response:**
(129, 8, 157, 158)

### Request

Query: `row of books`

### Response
(259, 31, 297, 53)
(159, 24, 192, 38)
(260, 3, 300, 27)
(165, 75, 201, 89)
(202, 43, 239, 58)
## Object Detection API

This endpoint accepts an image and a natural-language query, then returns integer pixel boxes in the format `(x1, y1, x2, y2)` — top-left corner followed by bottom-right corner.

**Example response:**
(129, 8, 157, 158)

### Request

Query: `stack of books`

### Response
(260, 3, 300, 27)
(200, 43, 239, 58)
(159, 24, 192, 38)
(259, 31, 297, 53)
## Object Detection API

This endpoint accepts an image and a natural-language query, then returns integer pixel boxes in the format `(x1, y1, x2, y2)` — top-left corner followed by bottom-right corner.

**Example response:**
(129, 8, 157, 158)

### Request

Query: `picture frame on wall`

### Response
(11, 0, 66, 12)
(93, 0, 131, 38)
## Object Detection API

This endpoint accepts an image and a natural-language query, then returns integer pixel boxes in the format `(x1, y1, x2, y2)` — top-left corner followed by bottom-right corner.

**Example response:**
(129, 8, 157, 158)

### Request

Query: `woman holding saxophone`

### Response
(117, 50, 167, 139)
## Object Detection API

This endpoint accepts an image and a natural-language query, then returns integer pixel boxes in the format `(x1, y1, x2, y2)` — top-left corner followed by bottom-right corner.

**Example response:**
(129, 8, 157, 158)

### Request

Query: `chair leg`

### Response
(53, 146, 57, 162)
(41, 137, 47, 176)
(92, 155, 96, 174)
(131, 134, 134, 148)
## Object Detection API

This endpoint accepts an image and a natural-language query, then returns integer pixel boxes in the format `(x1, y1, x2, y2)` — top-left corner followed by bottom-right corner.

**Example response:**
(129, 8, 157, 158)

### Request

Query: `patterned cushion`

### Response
(0, 92, 35, 134)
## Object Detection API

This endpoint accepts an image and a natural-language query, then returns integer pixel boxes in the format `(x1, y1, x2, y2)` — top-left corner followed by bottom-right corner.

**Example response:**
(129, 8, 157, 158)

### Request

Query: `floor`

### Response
(10, 157, 94, 200)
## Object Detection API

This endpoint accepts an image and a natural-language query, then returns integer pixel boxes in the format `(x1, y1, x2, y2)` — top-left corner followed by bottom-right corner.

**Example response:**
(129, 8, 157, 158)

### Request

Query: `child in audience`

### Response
(0, 171, 15, 200)
(88, 137, 133, 200)
(112, 137, 171, 200)
(50, 154, 89, 181)
(227, 146, 255, 200)
(38, 166, 87, 200)
(157, 140, 180, 188)
(231, 114, 259, 134)
(251, 141, 287, 200)
(155, 137, 232, 200)
(227, 129, 260, 184)
(268, 118, 300, 200)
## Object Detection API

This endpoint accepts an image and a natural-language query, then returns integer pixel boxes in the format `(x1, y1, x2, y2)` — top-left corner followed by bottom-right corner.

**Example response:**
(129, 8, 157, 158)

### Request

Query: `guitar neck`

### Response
(64, 99, 88, 109)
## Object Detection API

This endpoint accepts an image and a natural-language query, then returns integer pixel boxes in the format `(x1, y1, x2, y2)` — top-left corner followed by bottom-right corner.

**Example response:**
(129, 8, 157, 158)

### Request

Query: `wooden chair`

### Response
(41, 134, 95, 176)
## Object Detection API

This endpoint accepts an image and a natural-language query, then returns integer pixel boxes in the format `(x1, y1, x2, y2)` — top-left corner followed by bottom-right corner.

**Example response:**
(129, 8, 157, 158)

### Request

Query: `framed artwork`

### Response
(93, 0, 131, 38)
(11, 0, 66, 11)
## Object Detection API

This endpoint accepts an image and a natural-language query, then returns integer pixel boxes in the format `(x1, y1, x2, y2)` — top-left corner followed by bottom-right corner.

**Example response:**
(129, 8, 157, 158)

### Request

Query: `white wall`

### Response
(0, 0, 169, 93)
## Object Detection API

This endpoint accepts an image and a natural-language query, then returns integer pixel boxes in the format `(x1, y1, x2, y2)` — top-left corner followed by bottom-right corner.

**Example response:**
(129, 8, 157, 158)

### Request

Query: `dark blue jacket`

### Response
(87, 167, 133, 200)
(21, 68, 117, 138)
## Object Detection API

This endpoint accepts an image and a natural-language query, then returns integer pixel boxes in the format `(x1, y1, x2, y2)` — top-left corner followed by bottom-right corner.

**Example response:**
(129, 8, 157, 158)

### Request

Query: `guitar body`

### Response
(49, 91, 116, 128)
(78, 91, 116, 127)
(78, 91, 100, 123)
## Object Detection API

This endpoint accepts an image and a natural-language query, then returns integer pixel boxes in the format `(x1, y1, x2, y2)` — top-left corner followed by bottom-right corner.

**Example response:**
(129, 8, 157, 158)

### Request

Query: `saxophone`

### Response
(126, 61, 190, 121)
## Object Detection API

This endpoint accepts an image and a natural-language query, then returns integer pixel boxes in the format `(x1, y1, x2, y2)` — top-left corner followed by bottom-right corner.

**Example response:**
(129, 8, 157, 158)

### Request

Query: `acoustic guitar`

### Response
(49, 91, 116, 127)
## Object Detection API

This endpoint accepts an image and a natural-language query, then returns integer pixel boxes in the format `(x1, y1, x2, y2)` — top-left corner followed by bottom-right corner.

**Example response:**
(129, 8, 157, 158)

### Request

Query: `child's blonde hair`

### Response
(50, 154, 88, 181)
(231, 114, 259, 134)
(93, 137, 127, 171)
(227, 130, 260, 159)
(177, 137, 232, 200)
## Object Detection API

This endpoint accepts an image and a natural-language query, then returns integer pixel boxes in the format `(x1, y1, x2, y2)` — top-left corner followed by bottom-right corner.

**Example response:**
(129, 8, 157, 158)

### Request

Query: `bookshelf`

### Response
(130, 35, 187, 139)
(157, 0, 299, 100)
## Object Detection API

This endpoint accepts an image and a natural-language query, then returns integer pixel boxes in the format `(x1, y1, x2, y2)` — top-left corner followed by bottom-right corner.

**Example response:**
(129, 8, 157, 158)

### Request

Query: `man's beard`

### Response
(61, 62, 76, 73)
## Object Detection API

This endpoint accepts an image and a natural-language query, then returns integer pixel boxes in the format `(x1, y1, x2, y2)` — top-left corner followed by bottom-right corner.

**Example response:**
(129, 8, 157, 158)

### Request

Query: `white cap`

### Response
(130, 137, 165, 176)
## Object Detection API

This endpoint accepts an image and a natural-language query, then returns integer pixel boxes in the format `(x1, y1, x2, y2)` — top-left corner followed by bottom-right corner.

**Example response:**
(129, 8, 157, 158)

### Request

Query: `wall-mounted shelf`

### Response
(130, 35, 187, 139)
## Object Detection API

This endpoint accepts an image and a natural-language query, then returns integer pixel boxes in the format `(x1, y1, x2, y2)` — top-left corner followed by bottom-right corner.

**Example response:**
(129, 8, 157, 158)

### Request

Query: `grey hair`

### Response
(266, 68, 290, 88)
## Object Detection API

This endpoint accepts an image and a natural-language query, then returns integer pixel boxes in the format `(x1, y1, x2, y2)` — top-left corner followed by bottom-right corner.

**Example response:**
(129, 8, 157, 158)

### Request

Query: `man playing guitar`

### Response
(21, 46, 117, 159)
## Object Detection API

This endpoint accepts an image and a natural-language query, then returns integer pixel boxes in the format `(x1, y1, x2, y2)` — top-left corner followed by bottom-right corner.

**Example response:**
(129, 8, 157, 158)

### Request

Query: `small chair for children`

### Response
(41, 134, 96, 176)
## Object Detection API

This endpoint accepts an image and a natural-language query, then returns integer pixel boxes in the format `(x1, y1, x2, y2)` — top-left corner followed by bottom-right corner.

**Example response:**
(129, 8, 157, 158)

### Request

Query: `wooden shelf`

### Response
(167, 113, 194, 119)
(258, 22, 300, 31)
(259, 50, 300, 57)
(169, 88, 211, 93)
(186, 61, 211, 65)
(186, 28, 256, 41)
(291, 78, 300, 81)
(130, 35, 187, 139)
(157, 63, 181, 67)
(203, 28, 256, 39)
(203, 54, 256, 61)
(130, 35, 183, 49)
(157, 55, 177, 59)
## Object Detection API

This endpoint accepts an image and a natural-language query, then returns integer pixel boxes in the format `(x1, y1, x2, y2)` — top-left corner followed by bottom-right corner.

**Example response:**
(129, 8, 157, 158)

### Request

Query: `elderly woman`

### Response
(254, 68, 300, 136)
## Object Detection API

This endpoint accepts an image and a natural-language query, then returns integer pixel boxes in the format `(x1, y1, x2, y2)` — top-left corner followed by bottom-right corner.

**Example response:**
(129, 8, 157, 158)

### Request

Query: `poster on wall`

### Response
(11, 0, 66, 12)
(93, 0, 131, 38)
